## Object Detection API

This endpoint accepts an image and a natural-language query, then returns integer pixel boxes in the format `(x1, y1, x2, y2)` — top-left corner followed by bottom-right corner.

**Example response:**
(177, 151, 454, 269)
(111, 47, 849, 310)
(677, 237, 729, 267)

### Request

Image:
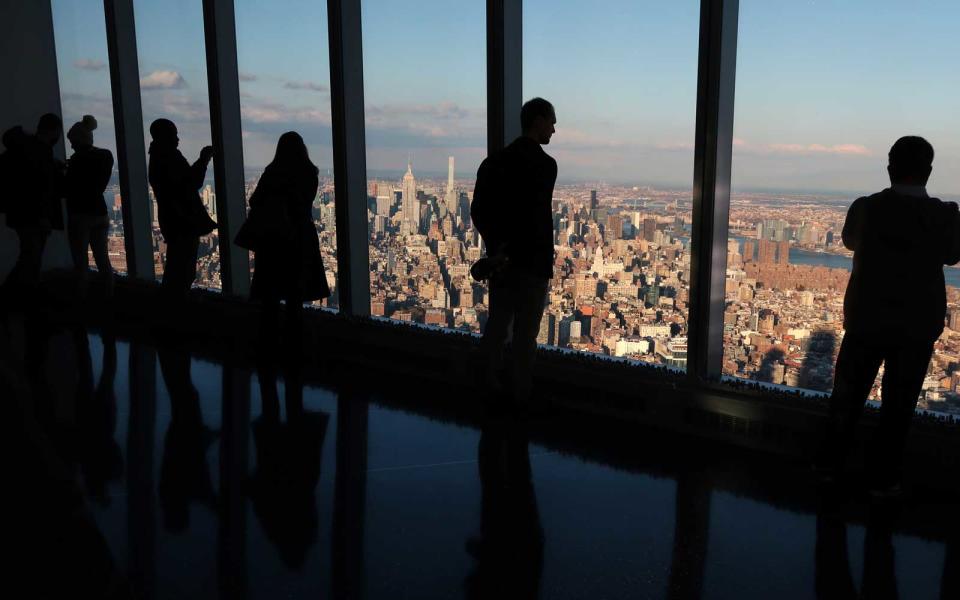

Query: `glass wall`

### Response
(723, 0, 960, 412)
(235, 0, 338, 308)
(52, 0, 126, 274)
(361, 0, 487, 330)
(524, 0, 700, 368)
(133, 0, 220, 289)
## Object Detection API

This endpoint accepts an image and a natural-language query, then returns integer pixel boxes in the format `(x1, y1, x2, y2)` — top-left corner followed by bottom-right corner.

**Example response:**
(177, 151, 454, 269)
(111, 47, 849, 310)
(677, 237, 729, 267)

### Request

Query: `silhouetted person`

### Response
(0, 125, 27, 221)
(1, 113, 65, 301)
(464, 413, 543, 599)
(65, 116, 115, 299)
(475, 98, 558, 404)
(248, 365, 328, 569)
(816, 137, 960, 496)
(243, 131, 330, 355)
(147, 118, 216, 297)
(157, 344, 218, 532)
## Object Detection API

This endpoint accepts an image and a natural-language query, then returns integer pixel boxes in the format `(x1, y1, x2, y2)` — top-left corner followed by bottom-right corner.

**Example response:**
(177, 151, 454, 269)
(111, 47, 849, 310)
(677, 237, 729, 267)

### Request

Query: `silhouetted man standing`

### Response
(818, 136, 960, 495)
(147, 119, 216, 297)
(479, 98, 558, 403)
(2, 113, 64, 299)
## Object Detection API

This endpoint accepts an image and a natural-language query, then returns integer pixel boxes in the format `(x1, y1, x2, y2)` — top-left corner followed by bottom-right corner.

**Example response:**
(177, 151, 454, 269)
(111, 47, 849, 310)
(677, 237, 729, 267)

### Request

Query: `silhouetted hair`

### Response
(889, 136, 934, 181)
(36, 113, 62, 133)
(149, 118, 177, 141)
(521, 98, 554, 132)
(269, 131, 318, 176)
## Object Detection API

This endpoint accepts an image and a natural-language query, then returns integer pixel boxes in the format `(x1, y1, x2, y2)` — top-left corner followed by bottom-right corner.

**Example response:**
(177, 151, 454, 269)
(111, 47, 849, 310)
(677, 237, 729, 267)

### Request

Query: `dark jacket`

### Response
(249, 164, 330, 302)
(4, 135, 64, 231)
(65, 146, 114, 217)
(842, 188, 960, 341)
(148, 142, 216, 239)
(500, 136, 557, 279)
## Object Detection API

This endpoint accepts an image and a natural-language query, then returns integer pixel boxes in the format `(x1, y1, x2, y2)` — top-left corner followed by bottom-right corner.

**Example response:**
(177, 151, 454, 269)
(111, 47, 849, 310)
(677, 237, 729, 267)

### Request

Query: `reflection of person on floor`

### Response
(815, 503, 899, 600)
(157, 346, 218, 532)
(73, 328, 123, 504)
(5, 322, 131, 598)
(248, 366, 328, 569)
(464, 413, 543, 599)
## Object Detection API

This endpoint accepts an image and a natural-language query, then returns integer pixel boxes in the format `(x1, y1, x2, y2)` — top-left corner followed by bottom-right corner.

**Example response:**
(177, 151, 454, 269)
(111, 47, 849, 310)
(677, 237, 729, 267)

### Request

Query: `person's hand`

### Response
(200, 145, 214, 163)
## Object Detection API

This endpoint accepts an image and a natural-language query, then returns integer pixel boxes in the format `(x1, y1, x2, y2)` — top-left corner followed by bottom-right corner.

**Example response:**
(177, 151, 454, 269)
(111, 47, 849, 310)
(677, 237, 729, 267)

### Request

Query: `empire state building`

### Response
(401, 159, 419, 235)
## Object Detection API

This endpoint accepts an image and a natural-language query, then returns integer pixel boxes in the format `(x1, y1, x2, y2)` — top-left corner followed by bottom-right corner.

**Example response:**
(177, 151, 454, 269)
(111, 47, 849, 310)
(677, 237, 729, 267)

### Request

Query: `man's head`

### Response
(35, 113, 62, 146)
(888, 136, 934, 186)
(150, 118, 179, 147)
(521, 97, 556, 145)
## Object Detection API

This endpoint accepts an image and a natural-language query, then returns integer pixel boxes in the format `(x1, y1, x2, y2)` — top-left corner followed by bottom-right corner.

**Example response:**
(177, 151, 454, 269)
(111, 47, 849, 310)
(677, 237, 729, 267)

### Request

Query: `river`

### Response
(729, 236, 960, 288)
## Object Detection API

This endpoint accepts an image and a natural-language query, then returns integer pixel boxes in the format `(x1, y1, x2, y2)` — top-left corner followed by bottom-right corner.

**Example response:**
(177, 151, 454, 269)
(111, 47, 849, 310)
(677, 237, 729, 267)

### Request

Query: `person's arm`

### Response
(187, 146, 214, 191)
(841, 198, 864, 251)
(944, 202, 960, 265)
(95, 150, 114, 194)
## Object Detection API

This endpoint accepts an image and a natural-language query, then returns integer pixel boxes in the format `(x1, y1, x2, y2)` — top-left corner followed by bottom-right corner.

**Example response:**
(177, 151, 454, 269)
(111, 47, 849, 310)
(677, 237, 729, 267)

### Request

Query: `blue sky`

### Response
(53, 0, 960, 194)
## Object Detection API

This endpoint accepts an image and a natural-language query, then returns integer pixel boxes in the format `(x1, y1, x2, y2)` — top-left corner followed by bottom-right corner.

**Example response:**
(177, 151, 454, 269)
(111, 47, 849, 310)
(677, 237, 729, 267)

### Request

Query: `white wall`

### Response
(0, 0, 70, 282)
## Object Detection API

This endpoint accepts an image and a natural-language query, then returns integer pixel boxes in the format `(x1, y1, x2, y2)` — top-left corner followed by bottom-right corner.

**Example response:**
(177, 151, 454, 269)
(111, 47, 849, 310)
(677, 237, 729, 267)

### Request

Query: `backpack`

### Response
(470, 149, 509, 250)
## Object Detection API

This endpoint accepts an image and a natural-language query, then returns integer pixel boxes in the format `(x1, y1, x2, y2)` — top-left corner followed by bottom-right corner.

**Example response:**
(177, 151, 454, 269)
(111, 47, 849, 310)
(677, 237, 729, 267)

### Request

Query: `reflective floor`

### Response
(3, 321, 959, 599)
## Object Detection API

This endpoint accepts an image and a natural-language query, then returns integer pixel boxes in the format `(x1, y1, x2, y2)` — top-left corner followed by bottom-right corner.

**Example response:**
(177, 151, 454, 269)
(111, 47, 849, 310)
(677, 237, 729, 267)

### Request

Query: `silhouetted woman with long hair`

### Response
(65, 115, 115, 298)
(248, 132, 330, 357)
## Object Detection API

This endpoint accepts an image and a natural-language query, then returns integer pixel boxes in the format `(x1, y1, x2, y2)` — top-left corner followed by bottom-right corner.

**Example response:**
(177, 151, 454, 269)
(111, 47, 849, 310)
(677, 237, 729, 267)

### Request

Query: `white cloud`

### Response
(768, 143, 871, 156)
(283, 80, 328, 92)
(241, 101, 331, 125)
(140, 70, 187, 90)
(73, 58, 107, 71)
(239, 71, 258, 82)
(733, 138, 872, 157)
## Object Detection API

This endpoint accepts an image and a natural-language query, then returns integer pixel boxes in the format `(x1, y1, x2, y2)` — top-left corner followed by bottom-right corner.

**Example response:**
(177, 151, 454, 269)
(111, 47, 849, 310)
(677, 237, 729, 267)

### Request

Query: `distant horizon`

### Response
(53, 0, 960, 200)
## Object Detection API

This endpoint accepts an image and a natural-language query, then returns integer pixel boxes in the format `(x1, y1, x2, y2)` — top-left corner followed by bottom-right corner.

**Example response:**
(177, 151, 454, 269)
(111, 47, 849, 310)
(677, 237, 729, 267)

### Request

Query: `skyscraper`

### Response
(758, 239, 777, 264)
(445, 156, 457, 217)
(777, 240, 790, 265)
(643, 218, 656, 242)
(743, 240, 755, 263)
(402, 159, 419, 234)
(590, 189, 598, 210)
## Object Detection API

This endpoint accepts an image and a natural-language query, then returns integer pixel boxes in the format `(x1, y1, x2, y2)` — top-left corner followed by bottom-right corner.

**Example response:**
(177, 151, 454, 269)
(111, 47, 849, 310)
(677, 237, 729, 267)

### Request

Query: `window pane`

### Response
(724, 1, 960, 412)
(525, 0, 699, 368)
(134, 0, 220, 290)
(235, 0, 337, 308)
(362, 0, 487, 330)
(52, 0, 127, 274)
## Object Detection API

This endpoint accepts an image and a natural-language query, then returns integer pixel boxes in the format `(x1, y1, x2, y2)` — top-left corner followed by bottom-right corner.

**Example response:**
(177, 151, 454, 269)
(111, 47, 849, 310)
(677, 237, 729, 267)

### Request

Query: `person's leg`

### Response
(508, 274, 549, 403)
(89, 216, 114, 298)
(67, 215, 91, 295)
(283, 293, 305, 367)
(816, 332, 884, 472)
(480, 275, 515, 393)
(161, 237, 184, 294)
(162, 236, 199, 297)
(868, 338, 933, 489)
(15, 229, 50, 290)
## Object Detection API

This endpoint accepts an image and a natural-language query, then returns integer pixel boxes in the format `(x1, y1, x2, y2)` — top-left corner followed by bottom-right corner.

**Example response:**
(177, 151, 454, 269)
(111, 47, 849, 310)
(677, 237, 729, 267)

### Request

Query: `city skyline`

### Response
(51, 0, 960, 194)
